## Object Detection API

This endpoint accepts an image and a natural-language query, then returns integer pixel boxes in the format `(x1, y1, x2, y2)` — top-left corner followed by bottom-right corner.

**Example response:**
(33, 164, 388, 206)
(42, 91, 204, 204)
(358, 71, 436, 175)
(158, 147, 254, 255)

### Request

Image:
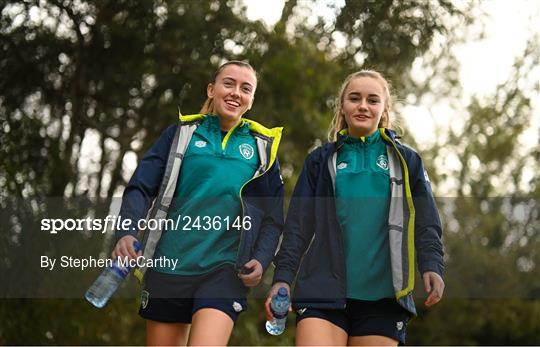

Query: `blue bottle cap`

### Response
(277, 287, 288, 297)
(133, 240, 142, 253)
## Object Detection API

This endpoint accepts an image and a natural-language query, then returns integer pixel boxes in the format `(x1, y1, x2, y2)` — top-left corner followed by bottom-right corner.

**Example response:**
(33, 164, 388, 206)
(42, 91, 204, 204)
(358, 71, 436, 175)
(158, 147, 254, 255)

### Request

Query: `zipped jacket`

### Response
(115, 114, 284, 283)
(273, 129, 443, 315)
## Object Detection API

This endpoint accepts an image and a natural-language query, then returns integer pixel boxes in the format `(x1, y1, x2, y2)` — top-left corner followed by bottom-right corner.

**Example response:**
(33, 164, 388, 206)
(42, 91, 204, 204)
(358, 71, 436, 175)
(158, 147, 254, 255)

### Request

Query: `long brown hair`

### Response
(199, 60, 257, 114)
(328, 70, 393, 141)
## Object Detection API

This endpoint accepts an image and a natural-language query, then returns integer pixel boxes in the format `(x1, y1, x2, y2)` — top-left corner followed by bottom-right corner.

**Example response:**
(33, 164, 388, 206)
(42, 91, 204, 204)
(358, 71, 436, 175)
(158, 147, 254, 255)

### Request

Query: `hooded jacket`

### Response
(273, 129, 443, 315)
(115, 114, 284, 282)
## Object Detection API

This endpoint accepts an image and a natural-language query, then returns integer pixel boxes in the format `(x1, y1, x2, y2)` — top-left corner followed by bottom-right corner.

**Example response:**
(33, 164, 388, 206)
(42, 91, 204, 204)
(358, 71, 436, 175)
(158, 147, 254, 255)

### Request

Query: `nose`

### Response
(230, 86, 240, 98)
(358, 98, 368, 111)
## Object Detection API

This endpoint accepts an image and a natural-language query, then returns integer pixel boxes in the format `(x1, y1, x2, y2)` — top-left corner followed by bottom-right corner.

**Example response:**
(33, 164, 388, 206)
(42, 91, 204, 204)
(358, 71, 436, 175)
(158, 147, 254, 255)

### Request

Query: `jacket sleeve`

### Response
(115, 125, 177, 241)
(251, 159, 285, 271)
(272, 149, 320, 286)
(411, 153, 444, 277)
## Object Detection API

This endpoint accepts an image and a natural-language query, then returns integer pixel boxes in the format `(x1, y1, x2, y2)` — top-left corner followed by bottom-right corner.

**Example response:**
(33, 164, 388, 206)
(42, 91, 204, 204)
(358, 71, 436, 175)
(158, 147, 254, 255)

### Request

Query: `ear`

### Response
(380, 110, 388, 127)
(207, 83, 214, 98)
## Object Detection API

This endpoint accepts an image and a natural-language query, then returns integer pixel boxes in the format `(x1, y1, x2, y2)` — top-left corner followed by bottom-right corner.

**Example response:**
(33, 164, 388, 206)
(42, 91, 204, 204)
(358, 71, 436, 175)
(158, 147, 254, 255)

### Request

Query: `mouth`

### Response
(225, 100, 241, 108)
(353, 114, 370, 120)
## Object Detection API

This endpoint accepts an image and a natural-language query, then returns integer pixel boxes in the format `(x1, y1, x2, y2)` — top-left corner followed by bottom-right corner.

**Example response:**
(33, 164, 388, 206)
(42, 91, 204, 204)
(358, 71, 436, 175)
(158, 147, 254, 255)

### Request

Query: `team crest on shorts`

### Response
(141, 290, 149, 309)
(195, 140, 207, 148)
(232, 301, 243, 312)
(376, 154, 389, 170)
(239, 144, 254, 160)
(396, 321, 404, 331)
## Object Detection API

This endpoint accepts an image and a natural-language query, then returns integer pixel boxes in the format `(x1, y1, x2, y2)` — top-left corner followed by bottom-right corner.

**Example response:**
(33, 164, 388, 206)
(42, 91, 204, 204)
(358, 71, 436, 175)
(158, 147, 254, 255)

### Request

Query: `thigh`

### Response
(146, 320, 190, 346)
(296, 317, 348, 346)
(187, 308, 234, 346)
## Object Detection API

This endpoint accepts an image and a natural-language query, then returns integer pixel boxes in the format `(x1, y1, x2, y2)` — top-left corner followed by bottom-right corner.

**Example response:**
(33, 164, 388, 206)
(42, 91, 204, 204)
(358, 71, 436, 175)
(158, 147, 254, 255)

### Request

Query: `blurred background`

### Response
(1, 0, 539, 345)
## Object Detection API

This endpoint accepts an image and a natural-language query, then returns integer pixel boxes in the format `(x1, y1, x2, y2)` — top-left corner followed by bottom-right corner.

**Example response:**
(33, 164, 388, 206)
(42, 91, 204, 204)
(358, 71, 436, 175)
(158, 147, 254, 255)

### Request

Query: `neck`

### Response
(348, 128, 377, 138)
(218, 116, 241, 132)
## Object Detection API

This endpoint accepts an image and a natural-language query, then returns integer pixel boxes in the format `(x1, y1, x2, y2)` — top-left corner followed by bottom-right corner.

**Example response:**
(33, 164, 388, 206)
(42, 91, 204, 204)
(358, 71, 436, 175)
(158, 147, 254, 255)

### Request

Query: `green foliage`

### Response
(407, 35, 540, 345)
(0, 299, 146, 345)
(408, 299, 540, 345)
(1, 0, 539, 345)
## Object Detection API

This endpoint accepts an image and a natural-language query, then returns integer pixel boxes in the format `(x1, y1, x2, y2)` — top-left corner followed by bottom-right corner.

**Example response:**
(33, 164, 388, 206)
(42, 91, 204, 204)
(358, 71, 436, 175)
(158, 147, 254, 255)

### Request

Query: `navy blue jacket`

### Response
(117, 116, 284, 279)
(273, 129, 443, 314)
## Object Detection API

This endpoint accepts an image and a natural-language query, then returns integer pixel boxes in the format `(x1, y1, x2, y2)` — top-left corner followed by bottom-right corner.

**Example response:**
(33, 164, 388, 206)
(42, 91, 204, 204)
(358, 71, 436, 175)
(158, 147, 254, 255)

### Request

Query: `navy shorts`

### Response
(138, 265, 248, 323)
(296, 298, 410, 345)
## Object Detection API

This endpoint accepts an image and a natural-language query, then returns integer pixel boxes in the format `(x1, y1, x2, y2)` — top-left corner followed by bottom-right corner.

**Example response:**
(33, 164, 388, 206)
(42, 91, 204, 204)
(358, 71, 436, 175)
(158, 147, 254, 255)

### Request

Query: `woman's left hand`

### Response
(423, 271, 445, 307)
(238, 259, 263, 287)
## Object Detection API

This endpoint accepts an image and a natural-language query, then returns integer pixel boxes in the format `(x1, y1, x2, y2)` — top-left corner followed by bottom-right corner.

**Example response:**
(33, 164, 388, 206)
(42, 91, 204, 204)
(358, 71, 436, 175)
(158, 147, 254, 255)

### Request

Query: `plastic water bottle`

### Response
(85, 240, 141, 308)
(265, 287, 290, 335)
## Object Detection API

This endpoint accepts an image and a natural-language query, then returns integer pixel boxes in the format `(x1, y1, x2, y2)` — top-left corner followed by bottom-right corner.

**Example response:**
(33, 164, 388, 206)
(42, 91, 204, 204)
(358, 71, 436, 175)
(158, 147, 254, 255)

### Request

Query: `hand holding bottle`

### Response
(265, 283, 291, 335)
(111, 235, 141, 260)
(85, 239, 141, 308)
(265, 282, 291, 321)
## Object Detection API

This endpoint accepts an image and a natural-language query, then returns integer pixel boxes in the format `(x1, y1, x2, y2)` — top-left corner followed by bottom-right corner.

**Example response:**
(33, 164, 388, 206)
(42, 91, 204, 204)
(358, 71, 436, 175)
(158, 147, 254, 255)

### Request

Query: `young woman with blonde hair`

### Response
(113, 60, 284, 345)
(267, 70, 444, 346)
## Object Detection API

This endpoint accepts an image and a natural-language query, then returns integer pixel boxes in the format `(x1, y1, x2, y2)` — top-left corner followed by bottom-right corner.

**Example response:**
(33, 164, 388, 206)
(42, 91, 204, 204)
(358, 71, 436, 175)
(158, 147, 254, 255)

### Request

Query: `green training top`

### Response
(154, 115, 259, 275)
(335, 129, 394, 300)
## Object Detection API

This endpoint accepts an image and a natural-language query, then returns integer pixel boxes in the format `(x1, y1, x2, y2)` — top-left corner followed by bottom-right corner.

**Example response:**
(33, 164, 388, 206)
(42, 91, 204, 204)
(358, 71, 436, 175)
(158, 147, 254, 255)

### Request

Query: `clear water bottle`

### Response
(265, 287, 290, 335)
(85, 240, 141, 308)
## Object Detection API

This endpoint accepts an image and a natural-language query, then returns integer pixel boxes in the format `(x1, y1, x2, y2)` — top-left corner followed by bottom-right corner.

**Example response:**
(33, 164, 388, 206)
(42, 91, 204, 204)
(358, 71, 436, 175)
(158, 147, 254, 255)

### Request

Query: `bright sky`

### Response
(243, 0, 539, 196)
(457, 0, 540, 97)
(244, 0, 540, 148)
(244, 0, 285, 24)
(72, 0, 540, 197)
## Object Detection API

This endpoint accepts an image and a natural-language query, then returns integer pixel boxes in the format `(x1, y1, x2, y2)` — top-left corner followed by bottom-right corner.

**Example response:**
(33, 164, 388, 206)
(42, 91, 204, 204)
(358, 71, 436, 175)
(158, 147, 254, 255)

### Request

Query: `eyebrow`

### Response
(348, 92, 381, 98)
(221, 76, 255, 88)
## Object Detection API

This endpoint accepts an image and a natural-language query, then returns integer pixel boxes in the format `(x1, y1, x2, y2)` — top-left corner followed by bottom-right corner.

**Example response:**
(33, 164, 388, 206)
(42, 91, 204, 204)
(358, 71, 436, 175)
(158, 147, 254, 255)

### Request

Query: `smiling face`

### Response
(341, 76, 387, 138)
(206, 64, 257, 131)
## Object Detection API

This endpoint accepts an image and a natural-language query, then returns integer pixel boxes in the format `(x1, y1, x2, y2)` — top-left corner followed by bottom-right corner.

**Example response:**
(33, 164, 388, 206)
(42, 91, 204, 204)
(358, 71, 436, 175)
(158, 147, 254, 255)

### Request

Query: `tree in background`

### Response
(1, 0, 538, 345)
(407, 36, 540, 344)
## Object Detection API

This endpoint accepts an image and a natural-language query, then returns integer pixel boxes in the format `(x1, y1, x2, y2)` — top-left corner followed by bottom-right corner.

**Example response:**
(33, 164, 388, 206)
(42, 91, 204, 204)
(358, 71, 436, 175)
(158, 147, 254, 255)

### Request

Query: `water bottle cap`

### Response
(277, 287, 288, 297)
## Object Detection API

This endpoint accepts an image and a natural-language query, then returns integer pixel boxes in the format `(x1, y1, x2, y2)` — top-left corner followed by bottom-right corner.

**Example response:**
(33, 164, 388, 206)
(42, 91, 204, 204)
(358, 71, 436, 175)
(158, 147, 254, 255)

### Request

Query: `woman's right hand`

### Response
(111, 235, 141, 260)
(265, 282, 292, 321)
